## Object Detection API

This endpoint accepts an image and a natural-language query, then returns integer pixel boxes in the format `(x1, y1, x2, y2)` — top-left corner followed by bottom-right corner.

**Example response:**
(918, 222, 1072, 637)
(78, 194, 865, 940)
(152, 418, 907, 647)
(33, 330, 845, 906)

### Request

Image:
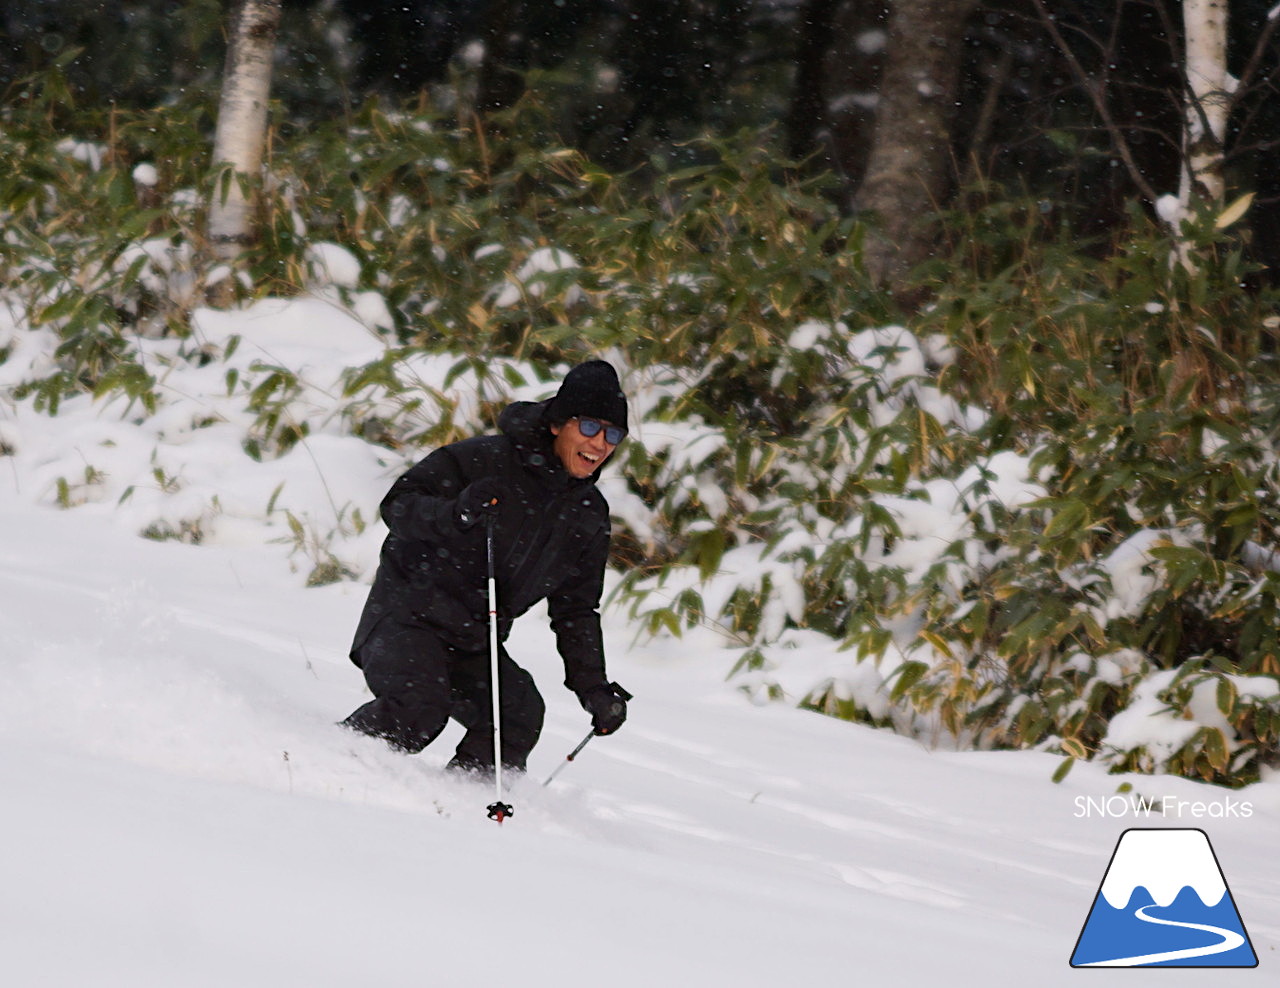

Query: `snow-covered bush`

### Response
(3, 78, 1279, 786)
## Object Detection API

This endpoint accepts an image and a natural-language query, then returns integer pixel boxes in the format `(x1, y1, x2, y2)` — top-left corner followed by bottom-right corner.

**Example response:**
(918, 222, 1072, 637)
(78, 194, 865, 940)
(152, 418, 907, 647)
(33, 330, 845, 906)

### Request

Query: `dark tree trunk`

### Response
(337, 0, 474, 95)
(787, 0, 843, 164)
(476, 0, 528, 113)
(852, 0, 978, 293)
(787, 0, 891, 191)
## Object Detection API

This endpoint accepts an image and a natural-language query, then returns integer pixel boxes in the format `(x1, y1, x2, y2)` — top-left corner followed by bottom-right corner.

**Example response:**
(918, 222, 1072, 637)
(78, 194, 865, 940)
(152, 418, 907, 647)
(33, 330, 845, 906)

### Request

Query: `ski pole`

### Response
(541, 729, 596, 788)
(484, 513, 513, 824)
(542, 682, 632, 787)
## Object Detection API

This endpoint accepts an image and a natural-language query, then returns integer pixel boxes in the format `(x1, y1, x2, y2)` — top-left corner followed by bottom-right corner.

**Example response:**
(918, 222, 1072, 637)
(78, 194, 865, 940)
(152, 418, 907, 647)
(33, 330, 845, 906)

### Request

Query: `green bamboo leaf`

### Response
(889, 660, 929, 701)
(1217, 677, 1238, 717)
(697, 527, 726, 582)
(1201, 727, 1229, 772)
(1043, 500, 1088, 539)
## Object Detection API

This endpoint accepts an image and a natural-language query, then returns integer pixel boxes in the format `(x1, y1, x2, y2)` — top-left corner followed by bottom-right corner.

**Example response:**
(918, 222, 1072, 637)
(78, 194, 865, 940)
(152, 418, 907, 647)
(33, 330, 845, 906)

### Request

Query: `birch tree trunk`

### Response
(852, 0, 979, 296)
(1179, 0, 1234, 206)
(207, 0, 283, 279)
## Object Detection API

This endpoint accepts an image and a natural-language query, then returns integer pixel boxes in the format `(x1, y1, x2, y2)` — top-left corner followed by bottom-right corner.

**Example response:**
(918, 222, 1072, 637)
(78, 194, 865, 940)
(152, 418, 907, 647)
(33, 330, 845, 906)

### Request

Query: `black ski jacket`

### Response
(349, 399, 612, 698)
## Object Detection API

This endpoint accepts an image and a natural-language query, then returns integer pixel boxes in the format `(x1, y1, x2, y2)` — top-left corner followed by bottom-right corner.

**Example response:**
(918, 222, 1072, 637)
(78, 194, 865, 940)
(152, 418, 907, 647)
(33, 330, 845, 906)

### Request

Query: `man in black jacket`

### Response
(342, 359, 629, 775)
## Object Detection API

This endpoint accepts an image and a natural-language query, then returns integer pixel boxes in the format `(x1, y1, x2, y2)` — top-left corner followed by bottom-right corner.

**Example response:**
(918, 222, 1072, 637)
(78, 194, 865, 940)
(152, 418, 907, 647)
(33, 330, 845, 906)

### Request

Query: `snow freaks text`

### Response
(1073, 794, 1254, 819)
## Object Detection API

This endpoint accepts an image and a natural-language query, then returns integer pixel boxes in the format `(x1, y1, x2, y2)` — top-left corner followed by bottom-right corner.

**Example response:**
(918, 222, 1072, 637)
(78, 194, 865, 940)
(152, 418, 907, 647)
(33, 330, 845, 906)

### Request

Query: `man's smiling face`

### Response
(550, 417, 618, 478)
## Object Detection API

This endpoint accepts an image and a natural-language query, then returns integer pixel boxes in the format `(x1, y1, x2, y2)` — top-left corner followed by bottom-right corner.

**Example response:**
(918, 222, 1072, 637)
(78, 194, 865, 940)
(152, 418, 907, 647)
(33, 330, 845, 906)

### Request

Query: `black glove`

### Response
(456, 477, 503, 529)
(581, 682, 629, 736)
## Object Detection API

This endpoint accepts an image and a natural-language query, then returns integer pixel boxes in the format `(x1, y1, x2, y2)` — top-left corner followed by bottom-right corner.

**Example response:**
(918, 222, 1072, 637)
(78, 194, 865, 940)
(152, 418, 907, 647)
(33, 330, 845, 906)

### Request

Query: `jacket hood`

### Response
(498, 399, 604, 488)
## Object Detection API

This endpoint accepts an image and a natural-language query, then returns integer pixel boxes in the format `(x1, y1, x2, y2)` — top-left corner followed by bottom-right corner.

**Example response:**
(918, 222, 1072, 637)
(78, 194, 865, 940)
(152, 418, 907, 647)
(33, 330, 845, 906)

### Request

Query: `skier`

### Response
(341, 359, 630, 776)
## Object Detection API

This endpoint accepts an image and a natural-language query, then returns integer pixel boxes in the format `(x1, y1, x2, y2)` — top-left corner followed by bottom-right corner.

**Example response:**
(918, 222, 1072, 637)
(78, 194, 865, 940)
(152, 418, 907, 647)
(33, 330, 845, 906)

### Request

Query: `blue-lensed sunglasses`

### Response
(575, 416, 627, 445)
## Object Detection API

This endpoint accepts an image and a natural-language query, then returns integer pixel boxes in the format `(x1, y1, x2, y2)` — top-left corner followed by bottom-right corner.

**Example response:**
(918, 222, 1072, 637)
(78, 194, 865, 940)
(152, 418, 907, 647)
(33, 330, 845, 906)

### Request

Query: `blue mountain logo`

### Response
(1070, 828, 1257, 968)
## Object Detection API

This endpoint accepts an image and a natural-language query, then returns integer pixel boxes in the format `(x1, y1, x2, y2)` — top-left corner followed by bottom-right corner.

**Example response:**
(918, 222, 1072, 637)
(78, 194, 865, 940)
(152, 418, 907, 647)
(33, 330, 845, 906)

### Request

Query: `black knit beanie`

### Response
(547, 360, 628, 431)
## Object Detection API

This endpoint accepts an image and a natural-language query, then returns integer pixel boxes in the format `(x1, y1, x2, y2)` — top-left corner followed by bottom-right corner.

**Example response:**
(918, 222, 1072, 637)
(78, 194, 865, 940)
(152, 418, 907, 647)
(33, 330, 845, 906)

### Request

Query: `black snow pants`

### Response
(342, 617, 545, 771)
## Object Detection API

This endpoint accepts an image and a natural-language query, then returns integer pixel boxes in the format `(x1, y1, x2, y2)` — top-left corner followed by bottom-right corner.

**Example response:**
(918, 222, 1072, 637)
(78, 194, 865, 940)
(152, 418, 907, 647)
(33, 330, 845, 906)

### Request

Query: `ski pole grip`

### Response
(609, 682, 633, 702)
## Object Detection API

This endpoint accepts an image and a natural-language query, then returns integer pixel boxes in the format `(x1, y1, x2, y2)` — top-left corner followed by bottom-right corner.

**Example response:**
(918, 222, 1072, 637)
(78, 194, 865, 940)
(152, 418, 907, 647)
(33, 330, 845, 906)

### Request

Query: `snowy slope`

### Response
(1, 500, 1277, 986)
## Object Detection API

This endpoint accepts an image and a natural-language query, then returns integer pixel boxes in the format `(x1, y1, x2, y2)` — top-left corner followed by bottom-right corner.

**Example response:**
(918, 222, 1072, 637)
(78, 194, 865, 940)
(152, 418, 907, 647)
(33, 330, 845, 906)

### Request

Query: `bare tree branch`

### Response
(1029, 0, 1162, 204)
(1232, 6, 1280, 105)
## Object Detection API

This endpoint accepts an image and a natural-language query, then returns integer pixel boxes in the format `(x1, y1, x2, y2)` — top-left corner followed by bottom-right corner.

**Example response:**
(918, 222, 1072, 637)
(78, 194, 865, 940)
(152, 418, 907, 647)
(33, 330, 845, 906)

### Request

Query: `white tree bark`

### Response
(207, 0, 283, 264)
(1179, 0, 1235, 206)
